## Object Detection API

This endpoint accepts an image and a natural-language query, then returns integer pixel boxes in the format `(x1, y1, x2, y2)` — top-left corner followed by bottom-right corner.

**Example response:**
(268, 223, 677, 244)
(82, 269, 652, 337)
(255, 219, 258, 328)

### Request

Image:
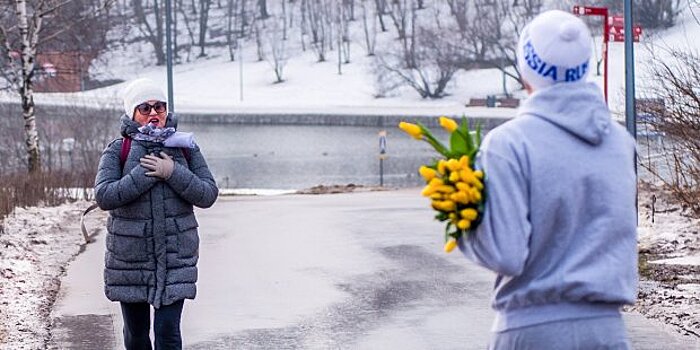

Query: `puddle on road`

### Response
(50, 314, 115, 350)
(188, 244, 479, 349)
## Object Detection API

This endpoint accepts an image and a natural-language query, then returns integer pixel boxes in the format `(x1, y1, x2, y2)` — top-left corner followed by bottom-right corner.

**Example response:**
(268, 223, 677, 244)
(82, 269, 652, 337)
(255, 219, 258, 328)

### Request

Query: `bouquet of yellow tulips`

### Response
(398, 117, 485, 253)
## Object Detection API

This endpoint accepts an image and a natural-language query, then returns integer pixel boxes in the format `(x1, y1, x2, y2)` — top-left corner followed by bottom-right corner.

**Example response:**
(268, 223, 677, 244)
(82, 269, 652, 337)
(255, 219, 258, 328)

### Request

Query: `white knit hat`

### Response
(121, 78, 167, 117)
(517, 10, 592, 90)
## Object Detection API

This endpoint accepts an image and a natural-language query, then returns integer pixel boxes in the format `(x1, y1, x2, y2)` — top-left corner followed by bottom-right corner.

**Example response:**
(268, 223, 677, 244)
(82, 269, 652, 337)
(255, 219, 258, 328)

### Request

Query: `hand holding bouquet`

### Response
(399, 117, 485, 253)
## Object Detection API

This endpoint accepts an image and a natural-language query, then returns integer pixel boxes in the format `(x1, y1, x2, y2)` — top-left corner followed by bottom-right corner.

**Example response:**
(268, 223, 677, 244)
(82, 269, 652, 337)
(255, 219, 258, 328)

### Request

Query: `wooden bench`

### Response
(466, 98, 489, 107)
(497, 98, 520, 108)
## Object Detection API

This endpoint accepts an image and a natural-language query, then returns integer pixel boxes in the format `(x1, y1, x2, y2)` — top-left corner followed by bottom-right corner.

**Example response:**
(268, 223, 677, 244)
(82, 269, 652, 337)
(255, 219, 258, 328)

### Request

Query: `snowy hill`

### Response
(3, 3, 699, 120)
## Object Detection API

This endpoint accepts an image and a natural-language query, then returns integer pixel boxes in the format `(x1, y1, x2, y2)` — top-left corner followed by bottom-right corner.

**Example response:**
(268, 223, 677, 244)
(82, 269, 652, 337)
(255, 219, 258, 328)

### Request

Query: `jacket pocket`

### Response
(175, 215, 199, 258)
(108, 217, 150, 262)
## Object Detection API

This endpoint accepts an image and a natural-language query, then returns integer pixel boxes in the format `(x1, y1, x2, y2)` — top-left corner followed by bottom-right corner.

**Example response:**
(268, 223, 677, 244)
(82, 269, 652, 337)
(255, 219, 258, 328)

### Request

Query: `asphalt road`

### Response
(51, 190, 698, 349)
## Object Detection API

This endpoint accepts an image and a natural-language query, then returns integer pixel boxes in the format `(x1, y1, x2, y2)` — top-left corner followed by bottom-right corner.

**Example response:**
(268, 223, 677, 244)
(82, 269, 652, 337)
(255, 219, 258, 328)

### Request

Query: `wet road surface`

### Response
(51, 190, 698, 349)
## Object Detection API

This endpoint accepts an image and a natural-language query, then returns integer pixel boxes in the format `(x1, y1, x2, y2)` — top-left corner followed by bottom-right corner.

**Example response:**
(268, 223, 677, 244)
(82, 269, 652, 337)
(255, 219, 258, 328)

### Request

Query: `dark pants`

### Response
(120, 300, 185, 350)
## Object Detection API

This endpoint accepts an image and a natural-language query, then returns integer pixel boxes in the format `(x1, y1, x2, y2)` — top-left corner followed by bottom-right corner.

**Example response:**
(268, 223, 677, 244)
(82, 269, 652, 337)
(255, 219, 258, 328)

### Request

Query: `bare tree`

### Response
(306, 0, 329, 62)
(0, 0, 113, 173)
(387, 0, 410, 40)
(470, 0, 542, 88)
(360, 0, 377, 56)
(253, 16, 264, 61)
(198, 0, 212, 57)
(258, 0, 269, 19)
(176, 0, 198, 62)
(374, 1, 462, 99)
(636, 0, 683, 28)
(226, 0, 239, 61)
(300, 0, 308, 51)
(133, 0, 166, 65)
(639, 47, 700, 216)
(338, 0, 351, 66)
(374, 0, 387, 32)
(266, 14, 288, 83)
(594, 0, 683, 29)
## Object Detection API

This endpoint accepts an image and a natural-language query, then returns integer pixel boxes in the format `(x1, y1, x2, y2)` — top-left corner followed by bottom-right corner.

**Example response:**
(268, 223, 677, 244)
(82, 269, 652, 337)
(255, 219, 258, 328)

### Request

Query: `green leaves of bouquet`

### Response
(399, 117, 485, 253)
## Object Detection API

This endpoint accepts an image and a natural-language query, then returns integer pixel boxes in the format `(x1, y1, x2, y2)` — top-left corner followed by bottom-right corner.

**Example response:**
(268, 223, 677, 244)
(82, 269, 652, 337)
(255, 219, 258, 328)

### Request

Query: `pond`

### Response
(180, 123, 454, 190)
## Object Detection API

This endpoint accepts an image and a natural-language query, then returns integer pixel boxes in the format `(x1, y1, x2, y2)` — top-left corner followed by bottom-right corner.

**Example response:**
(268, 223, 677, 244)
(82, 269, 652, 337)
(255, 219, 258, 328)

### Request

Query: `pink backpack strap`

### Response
(120, 137, 132, 169)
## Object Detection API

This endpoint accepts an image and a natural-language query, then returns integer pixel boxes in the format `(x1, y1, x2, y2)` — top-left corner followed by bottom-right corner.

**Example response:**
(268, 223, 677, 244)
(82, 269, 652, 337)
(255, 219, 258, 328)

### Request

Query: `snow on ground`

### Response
(0, 44, 519, 119)
(1, 3, 700, 347)
(0, 202, 91, 350)
(634, 182, 700, 338)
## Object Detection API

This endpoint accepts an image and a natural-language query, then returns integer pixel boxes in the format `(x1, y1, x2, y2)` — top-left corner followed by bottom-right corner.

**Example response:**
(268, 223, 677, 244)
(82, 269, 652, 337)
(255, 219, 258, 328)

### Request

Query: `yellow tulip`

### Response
(449, 171, 461, 183)
(419, 166, 437, 182)
(444, 238, 458, 253)
(460, 170, 476, 184)
(430, 193, 443, 200)
(458, 191, 471, 204)
(447, 159, 460, 172)
(439, 116, 459, 133)
(429, 178, 444, 187)
(455, 182, 470, 192)
(460, 208, 478, 221)
(457, 219, 471, 230)
(431, 200, 454, 212)
(471, 189, 482, 202)
(459, 155, 470, 168)
(399, 122, 423, 140)
(451, 191, 469, 204)
(439, 200, 456, 211)
(421, 185, 436, 197)
(437, 160, 447, 175)
(474, 170, 484, 179)
(435, 185, 456, 194)
(448, 213, 457, 220)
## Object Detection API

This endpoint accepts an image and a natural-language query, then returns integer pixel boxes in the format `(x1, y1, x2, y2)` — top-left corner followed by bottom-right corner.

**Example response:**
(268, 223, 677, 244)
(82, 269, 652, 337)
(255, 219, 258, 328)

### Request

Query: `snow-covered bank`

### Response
(0, 202, 94, 349)
(634, 183, 700, 338)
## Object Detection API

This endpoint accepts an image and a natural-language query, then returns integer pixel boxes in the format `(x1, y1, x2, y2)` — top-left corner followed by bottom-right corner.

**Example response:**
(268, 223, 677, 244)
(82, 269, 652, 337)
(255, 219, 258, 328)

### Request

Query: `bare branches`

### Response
(639, 46, 700, 216)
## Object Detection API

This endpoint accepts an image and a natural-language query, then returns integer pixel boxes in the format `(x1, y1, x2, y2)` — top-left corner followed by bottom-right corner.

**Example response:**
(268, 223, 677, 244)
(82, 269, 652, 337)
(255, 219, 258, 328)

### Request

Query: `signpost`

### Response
(572, 5, 642, 104)
(379, 131, 387, 187)
(573, 6, 609, 102)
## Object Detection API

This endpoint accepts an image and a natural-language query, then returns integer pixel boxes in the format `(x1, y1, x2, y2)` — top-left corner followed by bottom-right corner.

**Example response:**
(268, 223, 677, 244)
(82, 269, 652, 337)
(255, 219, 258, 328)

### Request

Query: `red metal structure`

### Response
(573, 5, 642, 103)
(573, 6, 610, 103)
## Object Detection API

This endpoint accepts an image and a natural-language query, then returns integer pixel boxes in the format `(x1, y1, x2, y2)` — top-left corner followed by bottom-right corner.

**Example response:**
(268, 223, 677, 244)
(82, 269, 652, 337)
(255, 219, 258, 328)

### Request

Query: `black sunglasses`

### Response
(135, 101, 167, 115)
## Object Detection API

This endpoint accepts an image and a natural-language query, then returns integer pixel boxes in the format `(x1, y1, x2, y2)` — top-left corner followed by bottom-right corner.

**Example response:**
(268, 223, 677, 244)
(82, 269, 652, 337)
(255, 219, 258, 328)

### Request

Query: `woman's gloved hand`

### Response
(140, 152, 174, 180)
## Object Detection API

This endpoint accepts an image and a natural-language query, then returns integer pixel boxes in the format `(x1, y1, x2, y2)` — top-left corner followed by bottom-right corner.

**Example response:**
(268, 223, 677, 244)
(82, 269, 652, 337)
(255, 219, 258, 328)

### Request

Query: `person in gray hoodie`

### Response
(459, 10, 637, 349)
(95, 78, 218, 350)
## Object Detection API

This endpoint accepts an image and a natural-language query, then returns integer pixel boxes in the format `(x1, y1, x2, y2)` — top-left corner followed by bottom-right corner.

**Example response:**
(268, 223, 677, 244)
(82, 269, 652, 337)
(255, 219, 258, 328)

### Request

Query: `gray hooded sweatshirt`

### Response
(459, 82, 638, 332)
(95, 114, 218, 308)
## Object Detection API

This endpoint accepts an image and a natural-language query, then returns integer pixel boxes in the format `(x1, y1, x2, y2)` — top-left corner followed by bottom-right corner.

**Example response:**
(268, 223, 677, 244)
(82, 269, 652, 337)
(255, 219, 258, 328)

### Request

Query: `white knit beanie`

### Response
(121, 78, 167, 117)
(517, 10, 592, 91)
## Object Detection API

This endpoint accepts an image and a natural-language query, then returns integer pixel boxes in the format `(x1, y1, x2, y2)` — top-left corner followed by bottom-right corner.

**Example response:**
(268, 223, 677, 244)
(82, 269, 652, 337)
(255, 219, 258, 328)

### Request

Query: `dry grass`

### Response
(0, 170, 96, 221)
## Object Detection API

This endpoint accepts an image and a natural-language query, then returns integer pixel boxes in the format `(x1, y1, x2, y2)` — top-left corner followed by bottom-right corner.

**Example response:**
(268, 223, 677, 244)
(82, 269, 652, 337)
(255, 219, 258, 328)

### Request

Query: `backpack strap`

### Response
(120, 137, 132, 169)
(181, 147, 191, 163)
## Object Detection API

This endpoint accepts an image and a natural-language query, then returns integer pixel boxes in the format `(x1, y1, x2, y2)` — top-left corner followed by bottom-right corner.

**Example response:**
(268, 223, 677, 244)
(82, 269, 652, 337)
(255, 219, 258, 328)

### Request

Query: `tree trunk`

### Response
(153, 0, 166, 65)
(173, 0, 180, 60)
(226, 0, 236, 61)
(16, 0, 41, 173)
(258, 0, 269, 19)
(374, 0, 386, 32)
(199, 0, 211, 57)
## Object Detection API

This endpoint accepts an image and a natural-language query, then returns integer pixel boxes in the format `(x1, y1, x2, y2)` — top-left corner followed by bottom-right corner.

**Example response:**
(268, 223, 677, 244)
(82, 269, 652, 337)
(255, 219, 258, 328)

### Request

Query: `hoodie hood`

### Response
(519, 82, 610, 145)
(120, 113, 178, 138)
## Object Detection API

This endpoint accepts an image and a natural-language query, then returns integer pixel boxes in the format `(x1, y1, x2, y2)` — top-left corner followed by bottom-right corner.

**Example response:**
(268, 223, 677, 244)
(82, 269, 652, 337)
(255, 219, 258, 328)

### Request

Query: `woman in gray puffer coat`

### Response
(95, 78, 218, 350)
